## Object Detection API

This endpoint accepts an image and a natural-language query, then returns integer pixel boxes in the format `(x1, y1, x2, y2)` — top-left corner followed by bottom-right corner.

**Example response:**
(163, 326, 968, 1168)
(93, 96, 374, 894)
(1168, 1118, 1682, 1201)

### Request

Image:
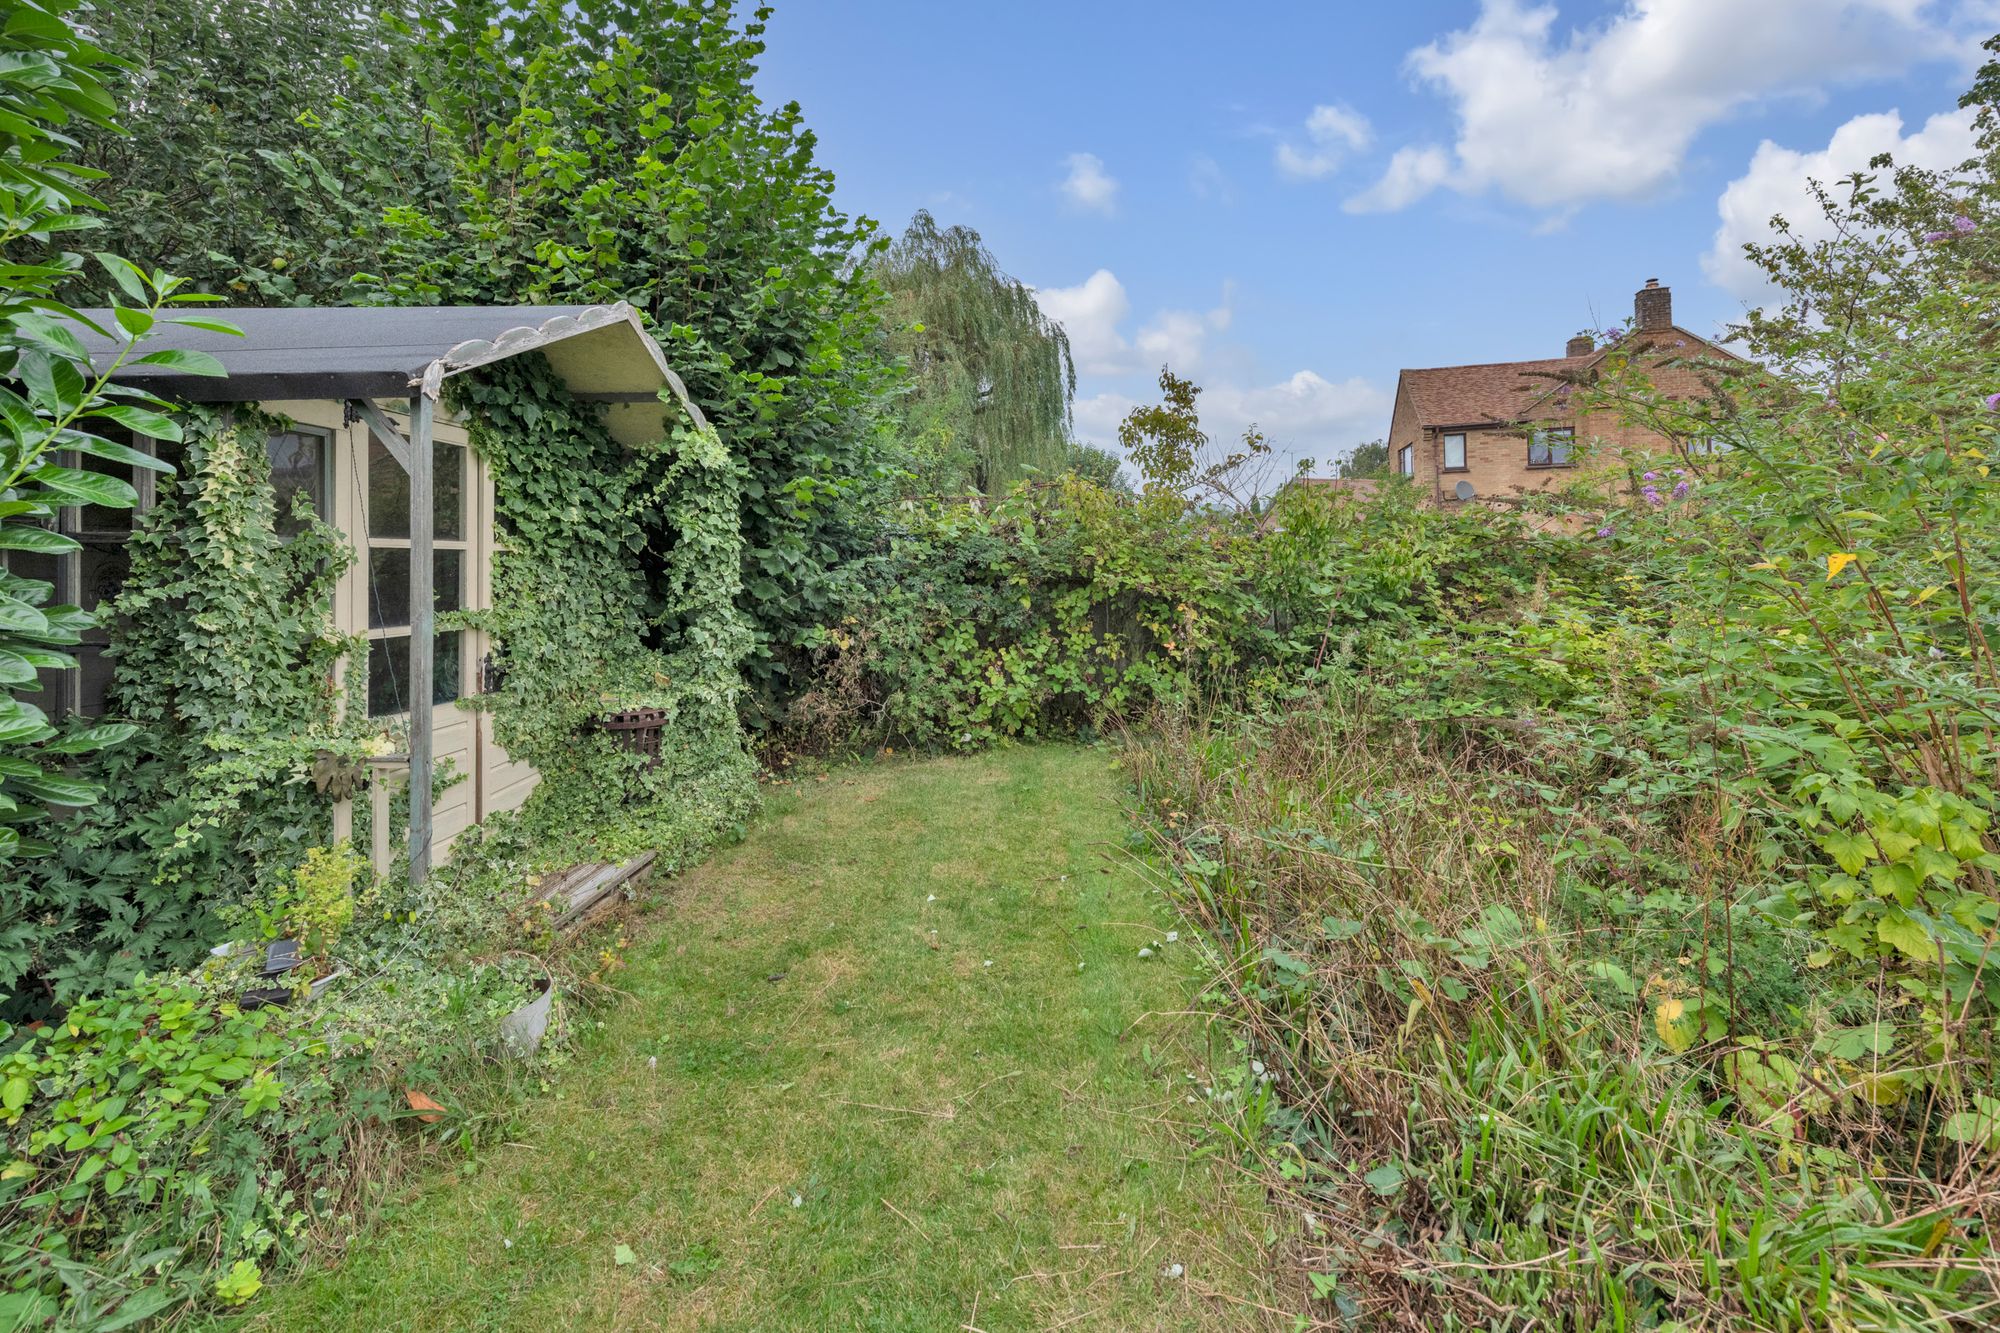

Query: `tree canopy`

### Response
(872, 210, 1076, 495)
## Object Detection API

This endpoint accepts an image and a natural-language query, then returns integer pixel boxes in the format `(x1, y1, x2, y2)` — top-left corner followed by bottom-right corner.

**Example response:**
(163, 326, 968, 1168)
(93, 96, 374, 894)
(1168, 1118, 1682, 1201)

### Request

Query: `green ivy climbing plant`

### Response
(451, 355, 759, 868)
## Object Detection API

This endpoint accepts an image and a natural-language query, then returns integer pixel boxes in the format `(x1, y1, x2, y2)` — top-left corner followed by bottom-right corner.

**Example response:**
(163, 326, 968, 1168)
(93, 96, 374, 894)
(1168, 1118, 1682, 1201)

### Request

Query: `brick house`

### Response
(1384, 279, 1732, 506)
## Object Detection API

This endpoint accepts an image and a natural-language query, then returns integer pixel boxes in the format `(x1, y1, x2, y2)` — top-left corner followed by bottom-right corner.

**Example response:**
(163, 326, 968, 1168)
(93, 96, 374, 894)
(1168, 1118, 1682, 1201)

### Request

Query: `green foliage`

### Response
(4, 410, 365, 1021)
(0, 975, 359, 1329)
(0, 0, 229, 870)
(72, 0, 424, 305)
(871, 210, 1076, 496)
(1334, 438, 1387, 479)
(450, 353, 758, 864)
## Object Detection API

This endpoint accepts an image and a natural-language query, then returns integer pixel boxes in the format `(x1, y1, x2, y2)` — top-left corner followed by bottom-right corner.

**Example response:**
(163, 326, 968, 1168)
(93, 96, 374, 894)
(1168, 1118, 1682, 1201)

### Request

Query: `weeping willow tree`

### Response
(874, 210, 1078, 495)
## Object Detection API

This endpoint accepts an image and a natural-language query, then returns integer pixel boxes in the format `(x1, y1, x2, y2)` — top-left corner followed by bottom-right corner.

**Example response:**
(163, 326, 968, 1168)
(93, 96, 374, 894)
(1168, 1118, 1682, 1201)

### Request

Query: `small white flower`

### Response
(791, 1195, 803, 1208)
(1165, 931, 1179, 943)
(503, 1237, 513, 1249)
(926, 894, 936, 902)
(983, 960, 993, 967)
(1251, 1060, 1265, 1076)
(647, 1055, 657, 1071)
(1137, 947, 1155, 959)
(1162, 1263, 1184, 1279)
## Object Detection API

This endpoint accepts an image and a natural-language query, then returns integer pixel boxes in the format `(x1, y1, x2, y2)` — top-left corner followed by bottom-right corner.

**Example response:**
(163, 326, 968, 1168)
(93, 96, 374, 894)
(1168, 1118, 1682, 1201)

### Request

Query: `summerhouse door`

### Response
(339, 403, 538, 859)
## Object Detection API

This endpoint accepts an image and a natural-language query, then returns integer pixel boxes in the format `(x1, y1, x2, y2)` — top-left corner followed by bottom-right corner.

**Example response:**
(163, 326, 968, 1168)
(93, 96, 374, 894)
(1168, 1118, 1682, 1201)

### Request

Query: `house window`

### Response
(1397, 444, 1414, 476)
(1527, 427, 1574, 468)
(364, 433, 467, 718)
(4, 423, 331, 721)
(1442, 433, 1467, 471)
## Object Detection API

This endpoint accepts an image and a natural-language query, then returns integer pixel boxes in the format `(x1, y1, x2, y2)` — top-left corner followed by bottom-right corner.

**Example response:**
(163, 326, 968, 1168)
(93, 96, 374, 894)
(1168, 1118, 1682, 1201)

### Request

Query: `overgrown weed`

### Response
(1127, 699, 1999, 1329)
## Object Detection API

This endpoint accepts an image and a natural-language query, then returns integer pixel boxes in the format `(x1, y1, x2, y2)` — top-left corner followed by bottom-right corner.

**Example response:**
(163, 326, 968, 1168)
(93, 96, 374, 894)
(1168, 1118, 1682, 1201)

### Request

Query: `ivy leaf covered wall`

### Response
(3, 412, 363, 1021)
(452, 355, 758, 865)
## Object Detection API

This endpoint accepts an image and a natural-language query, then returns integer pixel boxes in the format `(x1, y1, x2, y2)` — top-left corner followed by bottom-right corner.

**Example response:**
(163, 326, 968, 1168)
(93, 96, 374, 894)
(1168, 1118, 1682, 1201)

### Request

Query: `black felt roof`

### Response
(71, 305, 602, 402)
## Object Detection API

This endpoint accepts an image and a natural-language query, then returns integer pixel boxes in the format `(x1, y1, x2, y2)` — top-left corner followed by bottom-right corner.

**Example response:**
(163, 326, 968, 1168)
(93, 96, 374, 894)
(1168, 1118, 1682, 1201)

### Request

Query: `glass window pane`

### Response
(367, 436, 464, 541)
(1443, 434, 1466, 470)
(77, 542, 129, 633)
(267, 429, 327, 537)
(76, 643, 115, 718)
(368, 435, 411, 540)
(367, 631, 464, 718)
(365, 547, 463, 630)
(435, 442, 464, 541)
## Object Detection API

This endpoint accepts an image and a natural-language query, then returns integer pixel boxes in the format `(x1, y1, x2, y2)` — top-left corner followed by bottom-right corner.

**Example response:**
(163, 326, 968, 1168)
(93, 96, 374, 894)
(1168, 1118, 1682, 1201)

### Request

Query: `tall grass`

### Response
(1126, 697, 1999, 1330)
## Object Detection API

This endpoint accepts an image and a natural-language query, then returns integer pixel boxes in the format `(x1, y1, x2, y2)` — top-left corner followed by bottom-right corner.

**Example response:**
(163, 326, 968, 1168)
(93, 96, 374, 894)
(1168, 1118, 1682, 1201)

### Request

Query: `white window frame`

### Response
(1442, 433, 1467, 471)
(363, 432, 470, 719)
(1397, 444, 1414, 476)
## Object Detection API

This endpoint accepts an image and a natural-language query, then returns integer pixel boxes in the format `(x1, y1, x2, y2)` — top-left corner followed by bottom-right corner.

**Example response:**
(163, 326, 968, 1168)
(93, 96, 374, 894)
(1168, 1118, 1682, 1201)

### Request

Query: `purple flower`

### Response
(1596, 525, 1614, 538)
(1645, 492, 1665, 507)
(1671, 468, 1686, 477)
(1672, 480, 1691, 499)
(1925, 229, 1953, 243)
(1955, 215, 1977, 234)
(1985, 392, 2000, 412)
(1642, 470, 1657, 481)
(1674, 338, 1687, 348)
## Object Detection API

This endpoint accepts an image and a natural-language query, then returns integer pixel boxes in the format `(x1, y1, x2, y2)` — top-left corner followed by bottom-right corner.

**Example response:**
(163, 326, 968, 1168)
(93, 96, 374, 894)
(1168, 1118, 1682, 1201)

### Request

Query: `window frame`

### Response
(1397, 443, 1414, 477)
(1441, 432, 1467, 472)
(363, 431, 470, 719)
(1527, 426, 1576, 469)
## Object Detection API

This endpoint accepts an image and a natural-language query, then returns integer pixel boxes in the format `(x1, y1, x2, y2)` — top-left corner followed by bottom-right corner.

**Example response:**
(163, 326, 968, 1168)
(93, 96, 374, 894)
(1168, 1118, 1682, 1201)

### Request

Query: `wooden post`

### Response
(408, 392, 435, 886)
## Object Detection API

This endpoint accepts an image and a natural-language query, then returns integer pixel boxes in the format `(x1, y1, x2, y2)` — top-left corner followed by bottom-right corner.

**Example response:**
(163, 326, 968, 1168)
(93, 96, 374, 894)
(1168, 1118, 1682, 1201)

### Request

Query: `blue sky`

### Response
(756, 1, 1995, 475)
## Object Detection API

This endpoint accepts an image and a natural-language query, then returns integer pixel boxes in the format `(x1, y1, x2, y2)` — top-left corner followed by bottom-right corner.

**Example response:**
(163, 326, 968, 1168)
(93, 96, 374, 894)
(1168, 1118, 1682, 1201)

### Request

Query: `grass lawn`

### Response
(233, 745, 1278, 1331)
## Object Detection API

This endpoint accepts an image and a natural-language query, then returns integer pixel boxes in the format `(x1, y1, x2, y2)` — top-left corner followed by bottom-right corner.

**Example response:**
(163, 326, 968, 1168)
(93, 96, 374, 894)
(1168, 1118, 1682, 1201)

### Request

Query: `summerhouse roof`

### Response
(68, 302, 704, 448)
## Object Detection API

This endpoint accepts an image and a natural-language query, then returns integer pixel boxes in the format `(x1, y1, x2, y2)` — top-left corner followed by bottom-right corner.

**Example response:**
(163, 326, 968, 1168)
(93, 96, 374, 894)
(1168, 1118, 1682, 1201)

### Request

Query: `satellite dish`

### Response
(1454, 479, 1477, 501)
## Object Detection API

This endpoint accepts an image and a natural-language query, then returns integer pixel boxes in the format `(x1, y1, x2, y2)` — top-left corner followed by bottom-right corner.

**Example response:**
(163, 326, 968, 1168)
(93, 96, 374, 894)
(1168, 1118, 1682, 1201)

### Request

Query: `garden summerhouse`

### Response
(61, 304, 704, 883)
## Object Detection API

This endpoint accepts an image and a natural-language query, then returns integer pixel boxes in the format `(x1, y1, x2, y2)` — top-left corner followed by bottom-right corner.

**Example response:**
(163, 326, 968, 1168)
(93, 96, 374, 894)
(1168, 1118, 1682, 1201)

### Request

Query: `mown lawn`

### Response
(232, 745, 1276, 1331)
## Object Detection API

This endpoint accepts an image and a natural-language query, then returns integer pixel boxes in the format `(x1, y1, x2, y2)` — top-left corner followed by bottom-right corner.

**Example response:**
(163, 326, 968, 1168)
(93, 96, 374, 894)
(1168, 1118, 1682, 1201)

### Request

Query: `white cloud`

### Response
(1704, 105, 1980, 301)
(1034, 269, 1132, 374)
(1351, 0, 1963, 214)
(1073, 390, 1137, 449)
(1202, 371, 1391, 471)
(1344, 145, 1454, 213)
(1037, 274, 1237, 376)
(1275, 103, 1374, 180)
(1134, 284, 1236, 372)
(1059, 152, 1120, 215)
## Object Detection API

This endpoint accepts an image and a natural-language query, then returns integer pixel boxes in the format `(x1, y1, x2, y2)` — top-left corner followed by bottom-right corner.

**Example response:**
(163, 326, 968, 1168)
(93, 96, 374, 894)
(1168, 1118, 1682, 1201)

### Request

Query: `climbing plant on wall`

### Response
(451, 355, 758, 865)
(2, 410, 366, 1021)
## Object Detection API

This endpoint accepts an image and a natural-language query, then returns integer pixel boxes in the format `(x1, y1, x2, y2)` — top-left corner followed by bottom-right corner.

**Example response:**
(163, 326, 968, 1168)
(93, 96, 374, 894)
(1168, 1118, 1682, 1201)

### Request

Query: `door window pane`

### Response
(435, 442, 464, 542)
(368, 436, 464, 541)
(367, 631, 464, 717)
(267, 429, 328, 536)
(365, 547, 464, 629)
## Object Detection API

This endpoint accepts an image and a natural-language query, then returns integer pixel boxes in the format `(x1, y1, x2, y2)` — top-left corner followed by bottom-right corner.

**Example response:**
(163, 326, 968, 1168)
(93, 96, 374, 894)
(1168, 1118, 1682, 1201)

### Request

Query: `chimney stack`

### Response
(1566, 333, 1595, 357)
(1634, 277, 1672, 331)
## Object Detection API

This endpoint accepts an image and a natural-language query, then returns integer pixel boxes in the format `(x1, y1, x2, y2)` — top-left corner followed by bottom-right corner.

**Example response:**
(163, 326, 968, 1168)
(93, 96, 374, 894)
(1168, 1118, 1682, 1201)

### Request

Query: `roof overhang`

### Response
(71, 302, 706, 448)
